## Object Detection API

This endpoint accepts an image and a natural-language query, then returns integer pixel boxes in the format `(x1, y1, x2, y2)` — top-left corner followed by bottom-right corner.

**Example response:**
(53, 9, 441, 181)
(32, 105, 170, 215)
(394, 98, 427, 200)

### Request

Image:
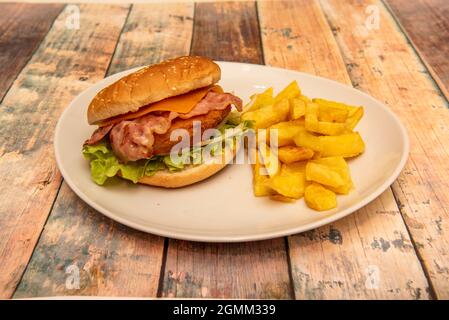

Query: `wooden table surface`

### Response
(1, 0, 448, 299)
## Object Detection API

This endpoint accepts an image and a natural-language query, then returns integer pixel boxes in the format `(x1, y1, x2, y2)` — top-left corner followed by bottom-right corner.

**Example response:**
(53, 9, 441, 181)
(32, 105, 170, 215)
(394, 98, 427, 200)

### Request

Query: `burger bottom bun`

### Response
(136, 142, 240, 188)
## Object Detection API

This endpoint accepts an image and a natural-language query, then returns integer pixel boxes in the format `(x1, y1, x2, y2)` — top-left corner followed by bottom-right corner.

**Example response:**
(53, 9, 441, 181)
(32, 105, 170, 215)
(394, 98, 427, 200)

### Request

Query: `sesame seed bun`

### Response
(87, 56, 221, 125)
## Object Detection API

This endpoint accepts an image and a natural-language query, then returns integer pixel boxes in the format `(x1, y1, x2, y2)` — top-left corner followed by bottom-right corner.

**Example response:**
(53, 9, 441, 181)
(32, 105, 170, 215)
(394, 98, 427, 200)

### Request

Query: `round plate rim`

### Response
(54, 61, 409, 242)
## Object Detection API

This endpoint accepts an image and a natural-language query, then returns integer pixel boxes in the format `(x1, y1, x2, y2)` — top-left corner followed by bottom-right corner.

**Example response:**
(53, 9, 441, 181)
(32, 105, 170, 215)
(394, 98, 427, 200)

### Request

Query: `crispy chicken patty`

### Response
(85, 91, 241, 162)
(152, 106, 231, 155)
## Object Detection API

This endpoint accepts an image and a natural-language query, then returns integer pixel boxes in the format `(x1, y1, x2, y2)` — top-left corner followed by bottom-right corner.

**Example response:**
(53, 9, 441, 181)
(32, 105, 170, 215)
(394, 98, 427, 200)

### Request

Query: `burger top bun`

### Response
(87, 56, 221, 125)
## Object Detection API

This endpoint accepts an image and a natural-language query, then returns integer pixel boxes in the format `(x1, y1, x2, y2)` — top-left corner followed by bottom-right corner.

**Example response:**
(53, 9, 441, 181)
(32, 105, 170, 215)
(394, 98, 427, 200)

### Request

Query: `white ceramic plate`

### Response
(54, 61, 409, 242)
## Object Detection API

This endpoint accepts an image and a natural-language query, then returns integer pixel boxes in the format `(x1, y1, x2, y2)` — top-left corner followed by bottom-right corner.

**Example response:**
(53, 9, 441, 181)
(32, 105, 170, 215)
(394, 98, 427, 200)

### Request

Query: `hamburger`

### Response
(82, 56, 248, 187)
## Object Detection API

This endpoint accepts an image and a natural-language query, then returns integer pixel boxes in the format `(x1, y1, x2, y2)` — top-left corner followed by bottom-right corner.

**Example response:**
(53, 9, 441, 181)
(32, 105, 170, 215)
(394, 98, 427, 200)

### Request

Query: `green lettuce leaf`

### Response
(82, 142, 110, 160)
(83, 143, 158, 185)
(120, 160, 147, 184)
(83, 143, 121, 185)
(82, 116, 252, 185)
(163, 153, 189, 172)
(145, 157, 166, 176)
(242, 119, 255, 130)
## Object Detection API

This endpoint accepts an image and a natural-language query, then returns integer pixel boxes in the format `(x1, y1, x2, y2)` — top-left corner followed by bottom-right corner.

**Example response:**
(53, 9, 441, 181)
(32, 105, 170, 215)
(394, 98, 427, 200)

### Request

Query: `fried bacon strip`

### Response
(84, 91, 242, 162)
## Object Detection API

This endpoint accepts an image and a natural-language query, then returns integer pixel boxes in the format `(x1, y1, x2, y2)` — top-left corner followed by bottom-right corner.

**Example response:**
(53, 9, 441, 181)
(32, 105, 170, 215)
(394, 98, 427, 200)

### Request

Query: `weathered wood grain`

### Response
(0, 3, 64, 100)
(163, 240, 292, 299)
(13, 3, 194, 298)
(191, 1, 263, 64)
(161, 2, 293, 299)
(0, 4, 130, 299)
(108, 3, 194, 74)
(319, 0, 449, 298)
(258, 0, 430, 299)
(386, 0, 449, 96)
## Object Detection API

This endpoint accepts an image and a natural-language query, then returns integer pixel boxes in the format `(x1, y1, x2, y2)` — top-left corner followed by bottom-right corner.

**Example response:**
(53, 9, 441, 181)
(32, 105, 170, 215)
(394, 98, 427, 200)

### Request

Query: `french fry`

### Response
(306, 162, 345, 188)
(247, 81, 365, 210)
(313, 98, 357, 112)
(305, 102, 347, 135)
(298, 95, 311, 104)
(304, 102, 319, 131)
(268, 119, 305, 146)
(242, 98, 289, 129)
(318, 132, 365, 157)
(257, 141, 280, 178)
(280, 161, 307, 175)
(311, 152, 322, 160)
(265, 175, 305, 199)
(253, 152, 274, 197)
(274, 80, 301, 102)
(244, 87, 274, 112)
(313, 98, 363, 130)
(270, 194, 297, 203)
(294, 132, 365, 158)
(311, 156, 347, 169)
(317, 104, 348, 122)
(346, 107, 364, 130)
(317, 122, 347, 136)
(304, 183, 337, 211)
(289, 98, 306, 120)
(278, 146, 314, 164)
(311, 157, 353, 194)
(293, 128, 321, 152)
(265, 162, 307, 199)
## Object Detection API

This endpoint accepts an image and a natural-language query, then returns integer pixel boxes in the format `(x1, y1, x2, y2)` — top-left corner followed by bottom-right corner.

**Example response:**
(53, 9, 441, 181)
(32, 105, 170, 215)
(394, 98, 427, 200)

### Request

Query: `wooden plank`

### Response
(13, 3, 194, 298)
(0, 4, 130, 299)
(108, 3, 194, 74)
(163, 240, 292, 298)
(385, 0, 449, 97)
(319, 0, 449, 299)
(161, 2, 293, 299)
(0, 3, 64, 100)
(258, 0, 430, 299)
(191, 1, 263, 64)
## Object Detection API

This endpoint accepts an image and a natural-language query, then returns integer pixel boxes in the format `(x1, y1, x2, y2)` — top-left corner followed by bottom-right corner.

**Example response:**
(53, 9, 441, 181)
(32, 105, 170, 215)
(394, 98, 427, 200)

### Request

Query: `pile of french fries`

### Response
(242, 81, 365, 211)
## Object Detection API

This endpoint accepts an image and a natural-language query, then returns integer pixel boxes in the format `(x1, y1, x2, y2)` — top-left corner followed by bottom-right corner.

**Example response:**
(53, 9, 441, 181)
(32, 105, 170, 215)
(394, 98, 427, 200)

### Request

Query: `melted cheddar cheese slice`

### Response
(99, 85, 223, 127)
